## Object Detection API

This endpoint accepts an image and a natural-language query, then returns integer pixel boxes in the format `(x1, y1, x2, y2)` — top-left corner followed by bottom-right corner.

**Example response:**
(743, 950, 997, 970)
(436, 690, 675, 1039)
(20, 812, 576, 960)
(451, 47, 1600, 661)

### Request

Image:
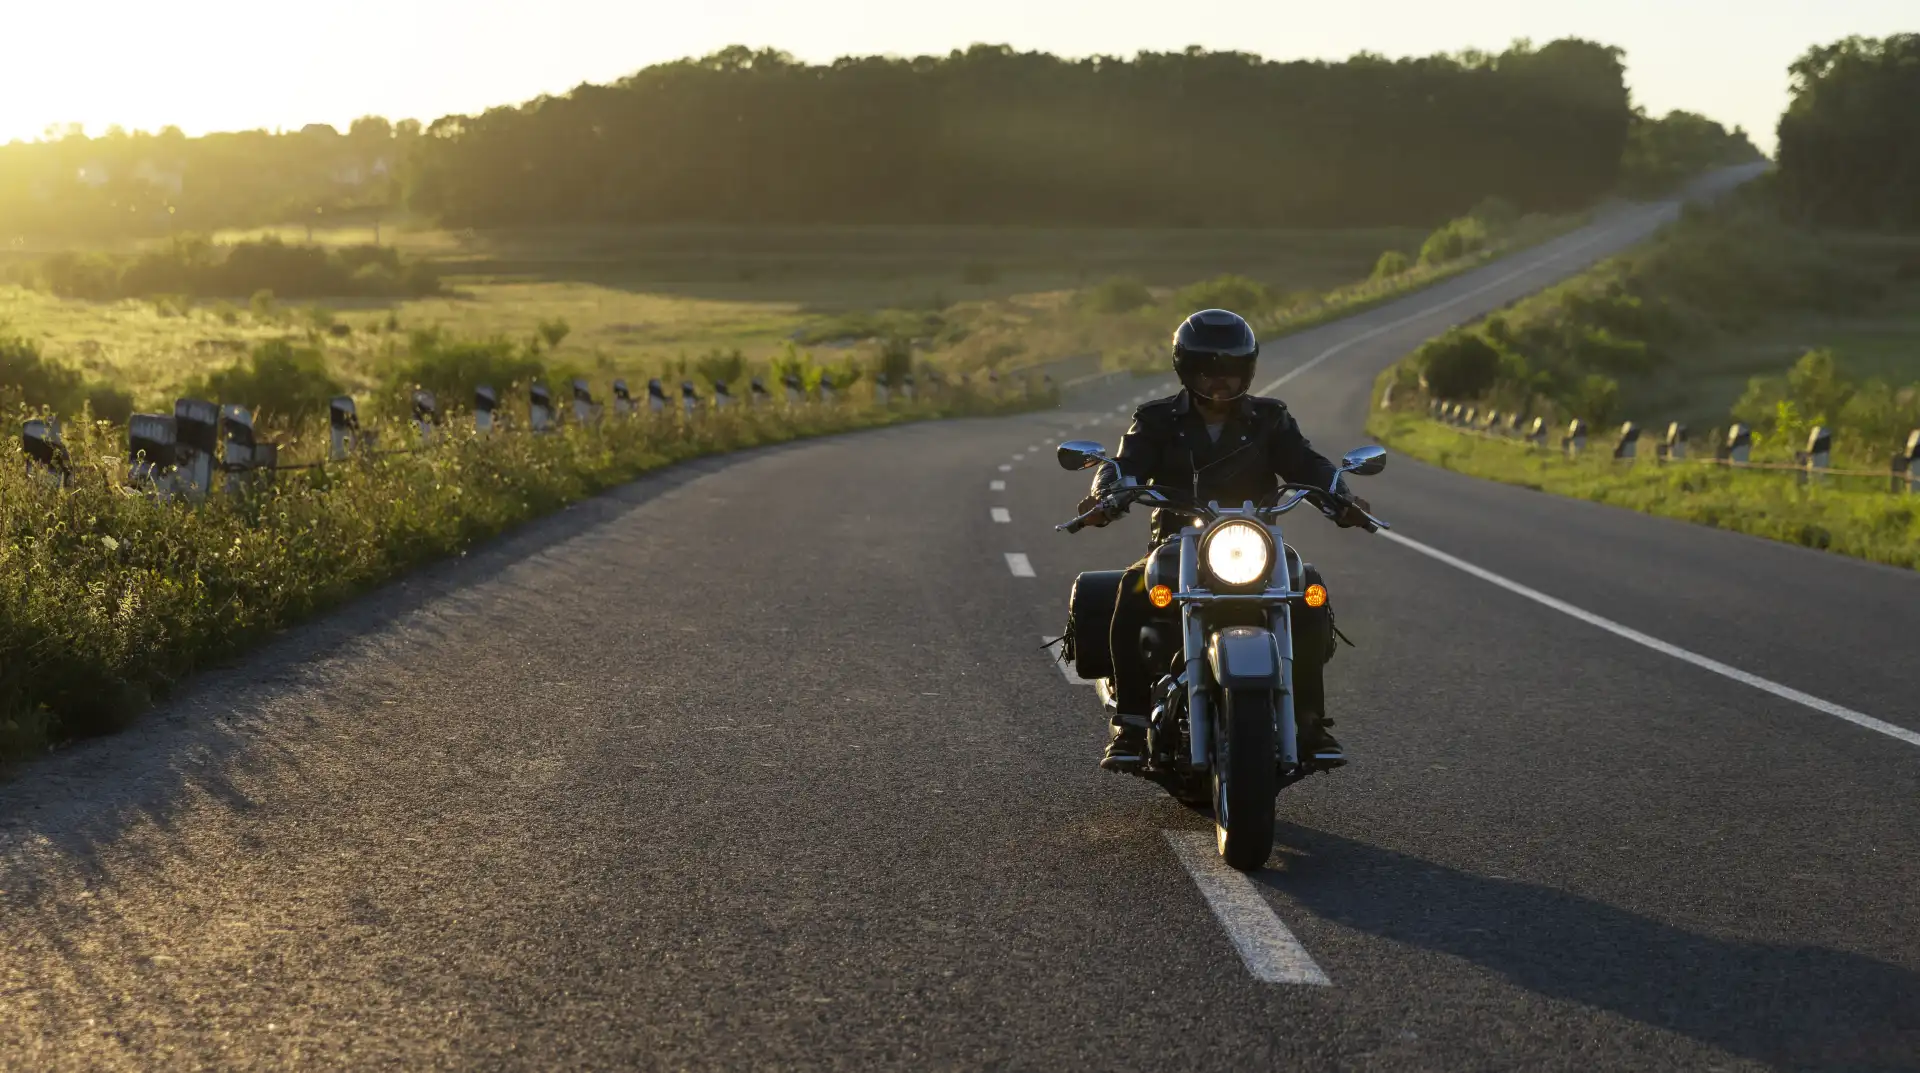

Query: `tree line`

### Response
(1776, 34, 1920, 231)
(1, 41, 1645, 237)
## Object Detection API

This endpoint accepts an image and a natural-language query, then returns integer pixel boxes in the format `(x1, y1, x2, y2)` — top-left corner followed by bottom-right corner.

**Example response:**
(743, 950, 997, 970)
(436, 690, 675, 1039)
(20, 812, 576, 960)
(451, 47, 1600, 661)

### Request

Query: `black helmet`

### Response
(1172, 309, 1258, 402)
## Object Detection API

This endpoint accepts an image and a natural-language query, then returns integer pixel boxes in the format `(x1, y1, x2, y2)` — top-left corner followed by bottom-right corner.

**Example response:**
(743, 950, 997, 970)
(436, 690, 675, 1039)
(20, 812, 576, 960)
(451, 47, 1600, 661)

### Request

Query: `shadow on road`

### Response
(1263, 823, 1920, 1072)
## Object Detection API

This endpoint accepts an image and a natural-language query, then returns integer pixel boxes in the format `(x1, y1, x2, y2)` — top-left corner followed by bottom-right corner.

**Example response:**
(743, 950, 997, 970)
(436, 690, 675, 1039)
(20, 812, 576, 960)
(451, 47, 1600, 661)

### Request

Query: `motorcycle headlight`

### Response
(1201, 520, 1273, 589)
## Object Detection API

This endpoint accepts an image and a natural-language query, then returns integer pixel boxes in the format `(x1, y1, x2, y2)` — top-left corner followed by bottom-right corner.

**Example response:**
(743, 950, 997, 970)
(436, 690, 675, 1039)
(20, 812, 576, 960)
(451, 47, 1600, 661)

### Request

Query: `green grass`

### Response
(1371, 411, 1920, 572)
(0, 387, 1046, 767)
(0, 214, 1597, 415)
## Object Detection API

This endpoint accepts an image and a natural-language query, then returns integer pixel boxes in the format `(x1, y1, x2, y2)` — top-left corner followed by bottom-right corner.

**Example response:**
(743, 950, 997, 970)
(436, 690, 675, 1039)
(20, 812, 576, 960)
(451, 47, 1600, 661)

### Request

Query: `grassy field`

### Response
(1618, 299, 1920, 428)
(1370, 413, 1920, 572)
(2, 220, 1438, 410)
(0, 210, 1606, 416)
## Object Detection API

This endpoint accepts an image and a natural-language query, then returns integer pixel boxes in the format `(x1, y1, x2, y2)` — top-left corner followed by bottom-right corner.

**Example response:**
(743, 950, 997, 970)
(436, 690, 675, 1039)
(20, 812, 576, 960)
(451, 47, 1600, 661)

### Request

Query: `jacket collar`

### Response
(1172, 389, 1253, 421)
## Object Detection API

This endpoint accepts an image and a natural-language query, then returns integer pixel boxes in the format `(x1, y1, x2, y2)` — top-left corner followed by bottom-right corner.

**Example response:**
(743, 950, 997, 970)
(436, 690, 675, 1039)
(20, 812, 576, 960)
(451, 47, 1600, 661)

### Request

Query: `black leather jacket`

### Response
(1092, 390, 1340, 546)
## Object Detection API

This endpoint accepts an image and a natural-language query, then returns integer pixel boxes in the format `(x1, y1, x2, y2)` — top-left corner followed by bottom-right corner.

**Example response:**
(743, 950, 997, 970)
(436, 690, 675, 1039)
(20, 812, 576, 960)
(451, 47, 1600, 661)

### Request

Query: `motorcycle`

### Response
(1054, 440, 1389, 871)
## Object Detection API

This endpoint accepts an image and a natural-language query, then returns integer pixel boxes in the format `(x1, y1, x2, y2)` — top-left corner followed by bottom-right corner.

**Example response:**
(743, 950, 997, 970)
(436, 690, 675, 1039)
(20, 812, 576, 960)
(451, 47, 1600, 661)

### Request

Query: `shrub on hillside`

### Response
(387, 331, 547, 410)
(1172, 275, 1270, 315)
(1371, 250, 1411, 280)
(1415, 331, 1503, 399)
(1080, 276, 1154, 314)
(188, 339, 344, 424)
(35, 237, 442, 302)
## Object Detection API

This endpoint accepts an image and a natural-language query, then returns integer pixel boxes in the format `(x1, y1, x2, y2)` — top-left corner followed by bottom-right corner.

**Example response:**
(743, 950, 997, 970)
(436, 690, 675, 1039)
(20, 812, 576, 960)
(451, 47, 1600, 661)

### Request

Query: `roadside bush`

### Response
(33, 237, 443, 302)
(388, 330, 546, 409)
(1371, 250, 1411, 280)
(188, 339, 344, 424)
(1172, 274, 1270, 315)
(1080, 276, 1154, 314)
(1416, 330, 1503, 398)
(1419, 216, 1490, 266)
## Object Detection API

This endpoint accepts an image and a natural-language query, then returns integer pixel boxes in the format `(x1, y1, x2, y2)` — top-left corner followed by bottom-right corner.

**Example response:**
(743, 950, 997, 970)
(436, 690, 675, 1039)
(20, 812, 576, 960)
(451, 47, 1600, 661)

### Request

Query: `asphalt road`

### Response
(5, 165, 1917, 1071)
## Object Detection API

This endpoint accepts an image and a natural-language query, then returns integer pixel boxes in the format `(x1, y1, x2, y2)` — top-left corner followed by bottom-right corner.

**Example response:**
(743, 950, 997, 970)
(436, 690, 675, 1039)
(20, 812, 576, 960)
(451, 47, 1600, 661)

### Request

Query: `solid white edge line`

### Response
(1164, 831, 1332, 986)
(1379, 531, 1920, 749)
(1004, 553, 1036, 578)
(1257, 209, 1668, 396)
(989, 480, 1006, 491)
(991, 507, 1011, 523)
(1040, 635, 1094, 686)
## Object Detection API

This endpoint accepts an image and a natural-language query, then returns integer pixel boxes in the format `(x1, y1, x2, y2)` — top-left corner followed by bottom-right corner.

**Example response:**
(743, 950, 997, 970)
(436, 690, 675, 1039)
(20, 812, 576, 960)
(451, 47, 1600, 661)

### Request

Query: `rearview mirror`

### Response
(1339, 444, 1387, 477)
(1056, 440, 1110, 471)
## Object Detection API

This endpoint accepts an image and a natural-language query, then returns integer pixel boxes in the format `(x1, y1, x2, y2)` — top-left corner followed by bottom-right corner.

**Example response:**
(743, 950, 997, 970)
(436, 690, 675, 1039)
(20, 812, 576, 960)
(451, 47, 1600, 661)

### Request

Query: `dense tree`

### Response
(0, 40, 1638, 237)
(1776, 34, 1920, 231)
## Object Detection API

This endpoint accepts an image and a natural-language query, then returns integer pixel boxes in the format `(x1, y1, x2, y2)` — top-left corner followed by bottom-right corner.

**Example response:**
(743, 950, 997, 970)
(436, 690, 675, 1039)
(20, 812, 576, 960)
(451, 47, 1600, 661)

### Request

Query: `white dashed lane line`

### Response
(990, 480, 1006, 491)
(1164, 832, 1332, 986)
(998, 464, 1013, 472)
(1012, 453, 1025, 461)
(991, 508, 1011, 524)
(1004, 553, 1036, 578)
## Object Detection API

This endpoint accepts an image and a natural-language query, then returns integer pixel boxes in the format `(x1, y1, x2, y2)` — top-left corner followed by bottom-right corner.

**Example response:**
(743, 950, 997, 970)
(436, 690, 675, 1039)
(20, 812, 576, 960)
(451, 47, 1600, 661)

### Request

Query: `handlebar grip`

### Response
(1059, 518, 1087, 534)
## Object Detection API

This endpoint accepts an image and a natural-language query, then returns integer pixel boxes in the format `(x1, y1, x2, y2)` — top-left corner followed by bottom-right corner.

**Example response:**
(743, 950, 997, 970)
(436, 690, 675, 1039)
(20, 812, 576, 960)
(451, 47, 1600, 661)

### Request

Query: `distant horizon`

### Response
(2, 2, 1912, 153)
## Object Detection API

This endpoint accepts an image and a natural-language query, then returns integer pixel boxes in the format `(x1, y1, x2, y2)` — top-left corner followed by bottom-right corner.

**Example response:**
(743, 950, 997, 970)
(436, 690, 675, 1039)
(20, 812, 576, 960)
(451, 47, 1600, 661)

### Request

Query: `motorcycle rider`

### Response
(1077, 308, 1370, 771)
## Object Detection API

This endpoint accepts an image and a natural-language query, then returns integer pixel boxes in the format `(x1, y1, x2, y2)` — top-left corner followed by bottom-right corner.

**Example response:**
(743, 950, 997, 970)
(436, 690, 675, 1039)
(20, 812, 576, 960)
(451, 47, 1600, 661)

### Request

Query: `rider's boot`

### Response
(1303, 716, 1345, 768)
(1100, 719, 1146, 772)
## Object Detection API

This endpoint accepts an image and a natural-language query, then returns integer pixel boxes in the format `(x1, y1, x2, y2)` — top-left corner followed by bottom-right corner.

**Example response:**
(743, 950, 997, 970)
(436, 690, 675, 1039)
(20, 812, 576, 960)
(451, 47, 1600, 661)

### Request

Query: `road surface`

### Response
(5, 164, 1917, 1071)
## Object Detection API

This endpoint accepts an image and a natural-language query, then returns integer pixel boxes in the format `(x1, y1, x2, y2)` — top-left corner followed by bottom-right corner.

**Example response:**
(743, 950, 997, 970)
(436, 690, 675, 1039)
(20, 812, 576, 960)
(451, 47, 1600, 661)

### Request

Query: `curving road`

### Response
(5, 165, 1918, 1071)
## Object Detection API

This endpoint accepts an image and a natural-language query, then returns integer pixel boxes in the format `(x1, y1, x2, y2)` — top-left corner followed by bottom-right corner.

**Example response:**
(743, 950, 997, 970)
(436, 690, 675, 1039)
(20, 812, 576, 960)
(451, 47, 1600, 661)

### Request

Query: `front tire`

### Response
(1213, 687, 1278, 871)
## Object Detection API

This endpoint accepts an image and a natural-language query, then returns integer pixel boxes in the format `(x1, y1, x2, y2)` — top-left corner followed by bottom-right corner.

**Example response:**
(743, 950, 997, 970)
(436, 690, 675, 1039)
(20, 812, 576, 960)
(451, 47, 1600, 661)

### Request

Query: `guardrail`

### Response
(1403, 392, 1920, 494)
(15, 367, 1055, 503)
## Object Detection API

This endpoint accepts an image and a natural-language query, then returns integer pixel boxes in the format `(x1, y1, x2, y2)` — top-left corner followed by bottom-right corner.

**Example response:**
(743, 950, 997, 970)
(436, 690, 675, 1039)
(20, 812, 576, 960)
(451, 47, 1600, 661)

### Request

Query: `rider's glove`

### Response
(1076, 494, 1115, 528)
(1334, 494, 1372, 529)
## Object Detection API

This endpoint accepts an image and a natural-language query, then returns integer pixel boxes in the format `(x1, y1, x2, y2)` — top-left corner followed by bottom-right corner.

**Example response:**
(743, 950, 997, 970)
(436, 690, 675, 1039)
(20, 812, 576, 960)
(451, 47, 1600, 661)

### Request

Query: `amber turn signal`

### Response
(1303, 584, 1328, 608)
(1148, 584, 1174, 608)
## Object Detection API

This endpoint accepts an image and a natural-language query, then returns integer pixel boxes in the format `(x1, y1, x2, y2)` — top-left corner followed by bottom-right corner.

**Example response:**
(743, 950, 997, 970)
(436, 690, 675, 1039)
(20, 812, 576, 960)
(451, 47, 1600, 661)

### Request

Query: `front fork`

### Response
(1180, 602, 1300, 772)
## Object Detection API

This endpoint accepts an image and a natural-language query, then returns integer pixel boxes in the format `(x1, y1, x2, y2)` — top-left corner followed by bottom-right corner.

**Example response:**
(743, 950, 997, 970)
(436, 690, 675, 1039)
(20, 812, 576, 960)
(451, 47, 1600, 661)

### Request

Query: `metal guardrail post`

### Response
(412, 390, 439, 444)
(530, 383, 554, 432)
(475, 385, 498, 433)
(648, 378, 667, 414)
(1563, 419, 1587, 458)
(1613, 421, 1639, 462)
(330, 396, 358, 459)
(1805, 426, 1831, 483)
(220, 404, 256, 496)
(173, 398, 218, 502)
(129, 413, 175, 499)
(1666, 422, 1688, 461)
(1724, 423, 1752, 465)
(612, 379, 634, 417)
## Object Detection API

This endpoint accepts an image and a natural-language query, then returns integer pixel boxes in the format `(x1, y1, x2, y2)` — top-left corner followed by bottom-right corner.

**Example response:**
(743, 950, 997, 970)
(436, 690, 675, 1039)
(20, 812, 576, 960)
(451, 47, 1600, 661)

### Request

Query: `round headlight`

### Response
(1202, 520, 1272, 588)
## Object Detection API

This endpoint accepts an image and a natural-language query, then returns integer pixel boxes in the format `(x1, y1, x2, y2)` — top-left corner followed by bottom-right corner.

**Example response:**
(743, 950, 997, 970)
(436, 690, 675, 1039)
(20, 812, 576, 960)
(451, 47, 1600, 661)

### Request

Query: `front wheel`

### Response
(1212, 687, 1278, 871)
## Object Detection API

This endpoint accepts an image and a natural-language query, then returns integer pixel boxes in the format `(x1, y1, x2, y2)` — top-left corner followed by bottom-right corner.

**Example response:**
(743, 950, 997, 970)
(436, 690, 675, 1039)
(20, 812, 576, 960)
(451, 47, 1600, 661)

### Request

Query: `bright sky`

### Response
(2, 1, 1910, 152)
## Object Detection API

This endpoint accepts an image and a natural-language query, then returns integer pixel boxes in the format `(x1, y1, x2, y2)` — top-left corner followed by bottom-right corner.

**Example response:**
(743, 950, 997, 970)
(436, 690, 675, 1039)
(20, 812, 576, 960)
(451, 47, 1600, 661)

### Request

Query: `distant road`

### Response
(8, 161, 1917, 1071)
